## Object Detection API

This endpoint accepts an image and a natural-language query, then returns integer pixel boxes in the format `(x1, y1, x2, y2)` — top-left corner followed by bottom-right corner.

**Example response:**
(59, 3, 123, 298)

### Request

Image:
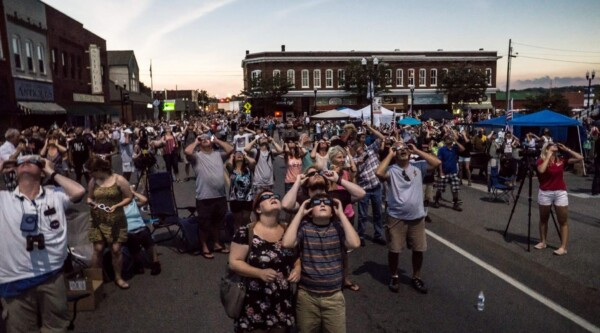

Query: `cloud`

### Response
(513, 76, 589, 89)
(274, 0, 334, 19)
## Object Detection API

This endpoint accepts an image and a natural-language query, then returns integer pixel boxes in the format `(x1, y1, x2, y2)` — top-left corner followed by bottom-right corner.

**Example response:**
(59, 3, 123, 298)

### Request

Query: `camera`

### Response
(26, 234, 45, 251)
(20, 214, 38, 232)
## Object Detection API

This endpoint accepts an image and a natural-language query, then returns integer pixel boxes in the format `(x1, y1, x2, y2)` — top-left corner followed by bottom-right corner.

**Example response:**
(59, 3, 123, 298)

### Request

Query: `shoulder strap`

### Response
(246, 222, 256, 248)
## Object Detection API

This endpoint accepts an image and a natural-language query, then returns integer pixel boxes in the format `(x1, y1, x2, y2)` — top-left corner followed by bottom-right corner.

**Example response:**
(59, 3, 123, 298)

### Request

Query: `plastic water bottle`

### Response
(477, 291, 485, 311)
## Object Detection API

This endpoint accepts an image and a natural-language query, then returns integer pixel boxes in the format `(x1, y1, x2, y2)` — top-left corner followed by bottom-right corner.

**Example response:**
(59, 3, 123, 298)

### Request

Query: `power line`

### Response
(513, 42, 600, 54)
(516, 55, 600, 65)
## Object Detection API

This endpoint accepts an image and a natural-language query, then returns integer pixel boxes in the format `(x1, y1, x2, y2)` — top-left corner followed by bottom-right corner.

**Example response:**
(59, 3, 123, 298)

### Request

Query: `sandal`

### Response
(201, 252, 215, 259)
(343, 281, 360, 292)
(214, 246, 230, 254)
(115, 279, 130, 290)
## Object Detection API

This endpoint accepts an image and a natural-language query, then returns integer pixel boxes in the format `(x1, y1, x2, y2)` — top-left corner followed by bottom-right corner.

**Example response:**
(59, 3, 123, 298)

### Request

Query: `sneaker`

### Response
(411, 277, 428, 294)
(389, 276, 400, 293)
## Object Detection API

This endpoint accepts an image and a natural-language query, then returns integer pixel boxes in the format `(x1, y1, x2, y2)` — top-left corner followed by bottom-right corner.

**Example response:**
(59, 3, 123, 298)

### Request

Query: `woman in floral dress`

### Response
(229, 190, 300, 333)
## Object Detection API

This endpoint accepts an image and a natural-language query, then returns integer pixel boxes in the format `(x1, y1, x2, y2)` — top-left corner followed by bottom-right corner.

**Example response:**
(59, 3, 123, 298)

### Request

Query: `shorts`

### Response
(434, 173, 461, 192)
(122, 161, 135, 173)
(196, 197, 228, 230)
(537, 190, 568, 207)
(458, 156, 471, 163)
(126, 227, 154, 255)
(385, 216, 427, 253)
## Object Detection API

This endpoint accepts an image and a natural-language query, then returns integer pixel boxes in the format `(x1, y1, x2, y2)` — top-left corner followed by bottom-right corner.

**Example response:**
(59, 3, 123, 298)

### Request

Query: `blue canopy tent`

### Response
(398, 117, 422, 126)
(475, 113, 525, 128)
(509, 109, 586, 173)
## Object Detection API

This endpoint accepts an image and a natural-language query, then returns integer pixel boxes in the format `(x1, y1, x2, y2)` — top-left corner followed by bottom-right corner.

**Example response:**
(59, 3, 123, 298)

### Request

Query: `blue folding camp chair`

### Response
(147, 172, 196, 243)
(489, 166, 515, 204)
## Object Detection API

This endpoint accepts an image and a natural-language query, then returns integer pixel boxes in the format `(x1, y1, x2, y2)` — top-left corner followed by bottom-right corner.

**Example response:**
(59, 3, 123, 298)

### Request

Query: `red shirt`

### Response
(537, 157, 567, 191)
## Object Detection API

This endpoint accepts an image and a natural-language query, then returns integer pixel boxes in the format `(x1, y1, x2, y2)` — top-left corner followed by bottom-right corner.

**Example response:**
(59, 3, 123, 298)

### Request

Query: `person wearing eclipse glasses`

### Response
(376, 141, 441, 294)
(0, 155, 85, 332)
(283, 193, 361, 333)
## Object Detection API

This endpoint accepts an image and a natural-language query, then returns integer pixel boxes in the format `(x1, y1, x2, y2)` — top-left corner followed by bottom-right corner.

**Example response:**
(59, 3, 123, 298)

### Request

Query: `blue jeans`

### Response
(357, 184, 383, 240)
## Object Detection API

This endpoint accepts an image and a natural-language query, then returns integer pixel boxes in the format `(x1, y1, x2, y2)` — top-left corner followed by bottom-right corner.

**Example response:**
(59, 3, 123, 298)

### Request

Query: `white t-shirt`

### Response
(385, 161, 427, 220)
(0, 186, 71, 284)
(232, 133, 253, 152)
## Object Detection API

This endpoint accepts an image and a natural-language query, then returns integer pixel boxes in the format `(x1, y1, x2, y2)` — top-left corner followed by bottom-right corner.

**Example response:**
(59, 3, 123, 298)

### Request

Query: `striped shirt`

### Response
(297, 220, 345, 294)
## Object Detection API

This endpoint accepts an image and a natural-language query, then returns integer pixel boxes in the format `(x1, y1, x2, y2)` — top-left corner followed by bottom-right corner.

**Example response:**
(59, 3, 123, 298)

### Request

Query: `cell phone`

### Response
(210, 135, 215, 142)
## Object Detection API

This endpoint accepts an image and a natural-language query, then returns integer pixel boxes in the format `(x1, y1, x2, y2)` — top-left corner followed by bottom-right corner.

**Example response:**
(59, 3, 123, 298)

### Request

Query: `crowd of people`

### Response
(0, 111, 596, 332)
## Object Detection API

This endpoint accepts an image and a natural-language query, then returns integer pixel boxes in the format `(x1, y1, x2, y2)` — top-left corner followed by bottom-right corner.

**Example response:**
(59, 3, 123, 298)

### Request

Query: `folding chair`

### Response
(489, 166, 515, 204)
(147, 172, 196, 242)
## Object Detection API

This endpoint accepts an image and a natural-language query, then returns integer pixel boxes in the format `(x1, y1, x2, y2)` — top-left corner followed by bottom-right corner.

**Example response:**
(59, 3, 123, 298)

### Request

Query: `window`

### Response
(12, 36, 22, 69)
(51, 49, 56, 74)
(337, 69, 345, 87)
(396, 69, 403, 87)
(0, 35, 3, 59)
(419, 68, 426, 86)
(251, 70, 262, 87)
(25, 41, 34, 72)
(325, 69, 333, 88)
(70, 54, 75, 78)
(77, 56, 82, 79)
(61, 52, 66, 77)
(408, 69, 415, 86)
(313, 69, 321, 88)
(287, 69, 295, 88)
(430, 69, 437, 87)
(486, 68, 492, 86)
(36, 45, 46, 74)
(272, 69, 280, 87)
(301, 69, 309, 88)
(443, 68, 448, 76)
(385, 69, 393, 87)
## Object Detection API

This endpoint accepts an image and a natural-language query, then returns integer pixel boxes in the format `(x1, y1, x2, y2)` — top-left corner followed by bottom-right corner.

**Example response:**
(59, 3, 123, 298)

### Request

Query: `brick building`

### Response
(108, 50, 152, 123)
(242, 46, 499, 118)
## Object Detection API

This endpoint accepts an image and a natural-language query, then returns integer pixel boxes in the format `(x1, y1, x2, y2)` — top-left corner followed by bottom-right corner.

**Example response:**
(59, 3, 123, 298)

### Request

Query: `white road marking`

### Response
(426, 230, 600, 333)
(569, 193, 600, 199)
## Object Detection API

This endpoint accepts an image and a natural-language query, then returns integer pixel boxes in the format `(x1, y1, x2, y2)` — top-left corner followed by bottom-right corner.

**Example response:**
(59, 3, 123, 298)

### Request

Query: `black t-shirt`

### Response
(69, 136, 90, 162)
(93, 141, 114, 155)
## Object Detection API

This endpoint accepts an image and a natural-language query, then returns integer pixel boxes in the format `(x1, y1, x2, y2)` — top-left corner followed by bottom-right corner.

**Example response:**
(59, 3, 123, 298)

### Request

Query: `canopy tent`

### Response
(398, 117, 422, 126)
(475, 113, 525, 128)
(420, 109, 454, 121)
(353, 105, 398, 126)
(508, 109, 586, 174)
(310, 109, 350, 120)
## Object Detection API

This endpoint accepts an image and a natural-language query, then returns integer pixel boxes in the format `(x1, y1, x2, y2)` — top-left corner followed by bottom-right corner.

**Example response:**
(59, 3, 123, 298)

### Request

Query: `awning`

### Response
(465, 103, 493, 110)
(18, 102, 66, 115)
(66, 104, 105, 116)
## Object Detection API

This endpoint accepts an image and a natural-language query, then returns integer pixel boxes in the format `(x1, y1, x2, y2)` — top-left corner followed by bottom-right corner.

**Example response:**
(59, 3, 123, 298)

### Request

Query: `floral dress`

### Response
(233, 225, 297, 333)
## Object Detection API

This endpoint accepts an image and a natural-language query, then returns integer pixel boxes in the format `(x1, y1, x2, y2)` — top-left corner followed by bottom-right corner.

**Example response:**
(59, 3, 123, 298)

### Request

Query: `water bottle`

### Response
(477, 291, 485, 311)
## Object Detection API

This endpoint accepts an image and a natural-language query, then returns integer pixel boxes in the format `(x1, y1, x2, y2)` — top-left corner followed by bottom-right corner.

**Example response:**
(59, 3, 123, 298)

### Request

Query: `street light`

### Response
(408, 84, 415, 117)
(115, 83, 127, 123)
(313, 89, 317, 115)
(362, 57, 379, 125)
(586, 70, 595, 118)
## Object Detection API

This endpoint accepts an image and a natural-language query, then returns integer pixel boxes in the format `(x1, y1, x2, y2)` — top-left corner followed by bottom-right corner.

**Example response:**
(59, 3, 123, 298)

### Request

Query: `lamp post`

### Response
(362, 57, 379, 125)
(586, 70, 595, 118)
(408, 84, 415, 117)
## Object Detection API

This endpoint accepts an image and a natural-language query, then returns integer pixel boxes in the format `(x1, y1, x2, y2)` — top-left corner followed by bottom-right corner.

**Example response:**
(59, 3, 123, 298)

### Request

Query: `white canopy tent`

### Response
(310, 109, 351, 120)
(352, 105, 398, 126)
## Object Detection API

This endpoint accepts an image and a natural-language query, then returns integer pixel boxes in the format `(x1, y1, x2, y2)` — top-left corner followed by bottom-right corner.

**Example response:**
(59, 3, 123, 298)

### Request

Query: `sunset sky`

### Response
(44, 0, 600, 97)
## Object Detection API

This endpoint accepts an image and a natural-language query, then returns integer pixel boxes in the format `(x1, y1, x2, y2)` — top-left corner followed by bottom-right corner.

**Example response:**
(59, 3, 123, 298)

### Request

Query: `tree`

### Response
(343, 60, 391, 106)
(437, 63, 488, 110)
(240, 73, 293, 116)
(523, 92, 570, 115)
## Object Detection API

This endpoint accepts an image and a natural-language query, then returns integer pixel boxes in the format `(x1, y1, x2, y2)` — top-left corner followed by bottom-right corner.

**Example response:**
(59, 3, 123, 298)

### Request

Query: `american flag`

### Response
(466, 107, 472, 124)
(505, 108, 513, 132)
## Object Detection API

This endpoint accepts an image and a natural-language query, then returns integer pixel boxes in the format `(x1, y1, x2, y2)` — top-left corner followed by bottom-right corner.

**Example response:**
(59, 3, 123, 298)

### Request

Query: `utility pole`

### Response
(505, 39, 514, 115)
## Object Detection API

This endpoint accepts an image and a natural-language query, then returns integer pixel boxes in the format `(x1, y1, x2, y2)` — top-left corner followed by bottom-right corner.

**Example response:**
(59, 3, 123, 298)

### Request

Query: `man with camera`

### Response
(0, 155, 85, 332)
(0, 128, 25, 191)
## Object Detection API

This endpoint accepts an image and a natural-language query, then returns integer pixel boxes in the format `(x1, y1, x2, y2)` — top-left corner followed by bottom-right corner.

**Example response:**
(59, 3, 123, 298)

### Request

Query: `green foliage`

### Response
(437, 63, 488, 107)
(523, 92, 570, 115)
(240, 73, 293, 103)
(342, 60, 390, 105)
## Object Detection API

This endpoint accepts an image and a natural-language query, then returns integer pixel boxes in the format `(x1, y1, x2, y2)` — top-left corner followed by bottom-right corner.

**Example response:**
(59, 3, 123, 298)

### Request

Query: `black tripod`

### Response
(503, 156, 560, 251)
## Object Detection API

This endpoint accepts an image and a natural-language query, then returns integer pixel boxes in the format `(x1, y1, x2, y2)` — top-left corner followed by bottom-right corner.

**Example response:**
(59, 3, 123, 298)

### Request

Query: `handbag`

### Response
(219, 222, 256, 319)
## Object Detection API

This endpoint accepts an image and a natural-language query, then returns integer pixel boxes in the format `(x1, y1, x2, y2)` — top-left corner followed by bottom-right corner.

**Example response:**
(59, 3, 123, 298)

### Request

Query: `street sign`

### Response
(163, 100, 175, 112)
(244, 101, 252, 114)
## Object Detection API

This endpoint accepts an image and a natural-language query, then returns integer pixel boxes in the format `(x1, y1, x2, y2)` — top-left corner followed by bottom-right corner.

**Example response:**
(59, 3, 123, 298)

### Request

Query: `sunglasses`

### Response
(16, 155, 44, 168)
(259, 193, 281, 203)
(305, 170, 324, 178)
(394, 146, 408, 152)
(311, 198, 333, 207)
(402, 169, 411, 182)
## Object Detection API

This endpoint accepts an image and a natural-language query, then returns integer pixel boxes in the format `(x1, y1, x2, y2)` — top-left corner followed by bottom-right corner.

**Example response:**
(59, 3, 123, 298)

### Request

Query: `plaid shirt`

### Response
(354, 139, 381, 190)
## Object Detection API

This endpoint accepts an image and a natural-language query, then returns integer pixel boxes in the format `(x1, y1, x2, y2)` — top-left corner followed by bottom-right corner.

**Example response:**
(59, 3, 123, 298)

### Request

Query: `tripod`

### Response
(503, 156, 560, 251)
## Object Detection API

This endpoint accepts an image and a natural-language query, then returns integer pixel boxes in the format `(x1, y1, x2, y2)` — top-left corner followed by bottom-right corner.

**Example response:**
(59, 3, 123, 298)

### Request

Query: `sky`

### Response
(43, 0, 600, 97)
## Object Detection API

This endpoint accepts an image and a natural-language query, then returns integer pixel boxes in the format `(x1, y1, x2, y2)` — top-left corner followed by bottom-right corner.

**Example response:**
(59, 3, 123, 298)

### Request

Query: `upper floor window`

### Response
(396, 69, 403, 87)
(419, 68, 426, 87)
(385, 69, 393, 87)
(273, 69, 281, 87)
(325, 69, 333, 88)
(70, 54, 75, 78)
(313, 69, 321, 88)
(12, 36, 22, 69)
(337, 69, 345, 87)
(37, 45, 45, 74)
(430, 69, 437, 87)
(0, 35, 4, 59)
(486, 68, 493, 86)
(287, 69, 295, 88)
(251, 70, 262, 87)
(408, 69, 415, 86)
(301, 69, 309, 88)
(61, 52, 67, 77)
(77, 56, 82, 80)
(51, 49, 56, 74)
(25, 41, 34, 72)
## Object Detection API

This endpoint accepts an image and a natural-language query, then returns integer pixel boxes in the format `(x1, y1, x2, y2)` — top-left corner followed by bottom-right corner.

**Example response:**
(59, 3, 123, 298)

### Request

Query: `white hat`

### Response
(123, 129, 133, 134)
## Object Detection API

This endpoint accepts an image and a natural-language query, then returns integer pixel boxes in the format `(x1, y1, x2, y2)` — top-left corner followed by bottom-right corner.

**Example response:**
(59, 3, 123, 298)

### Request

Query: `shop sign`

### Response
(15, 79, 53, 101)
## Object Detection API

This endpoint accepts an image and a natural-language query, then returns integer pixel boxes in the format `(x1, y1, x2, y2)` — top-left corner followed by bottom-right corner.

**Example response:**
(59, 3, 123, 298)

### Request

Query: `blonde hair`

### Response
(327, 145, 347, 162)
(540, 142, 555, 159)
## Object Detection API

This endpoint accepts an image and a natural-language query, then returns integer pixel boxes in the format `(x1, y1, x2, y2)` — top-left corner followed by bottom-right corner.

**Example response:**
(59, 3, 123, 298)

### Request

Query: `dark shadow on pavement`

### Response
(485, 227, 542, 251)
(352, 260, 411, 286)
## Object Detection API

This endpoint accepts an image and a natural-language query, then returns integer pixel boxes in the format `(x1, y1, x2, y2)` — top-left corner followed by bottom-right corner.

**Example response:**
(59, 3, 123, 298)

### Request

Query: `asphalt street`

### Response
(3, 154, 600, 333)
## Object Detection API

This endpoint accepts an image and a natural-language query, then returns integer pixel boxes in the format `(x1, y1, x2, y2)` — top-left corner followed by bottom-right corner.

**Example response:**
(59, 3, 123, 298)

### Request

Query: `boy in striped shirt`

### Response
(283, 193, 361, 333)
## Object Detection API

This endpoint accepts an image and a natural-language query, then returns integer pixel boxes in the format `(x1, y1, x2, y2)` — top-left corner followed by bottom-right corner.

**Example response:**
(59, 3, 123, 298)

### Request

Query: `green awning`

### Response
(18, 102, 66, 115)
